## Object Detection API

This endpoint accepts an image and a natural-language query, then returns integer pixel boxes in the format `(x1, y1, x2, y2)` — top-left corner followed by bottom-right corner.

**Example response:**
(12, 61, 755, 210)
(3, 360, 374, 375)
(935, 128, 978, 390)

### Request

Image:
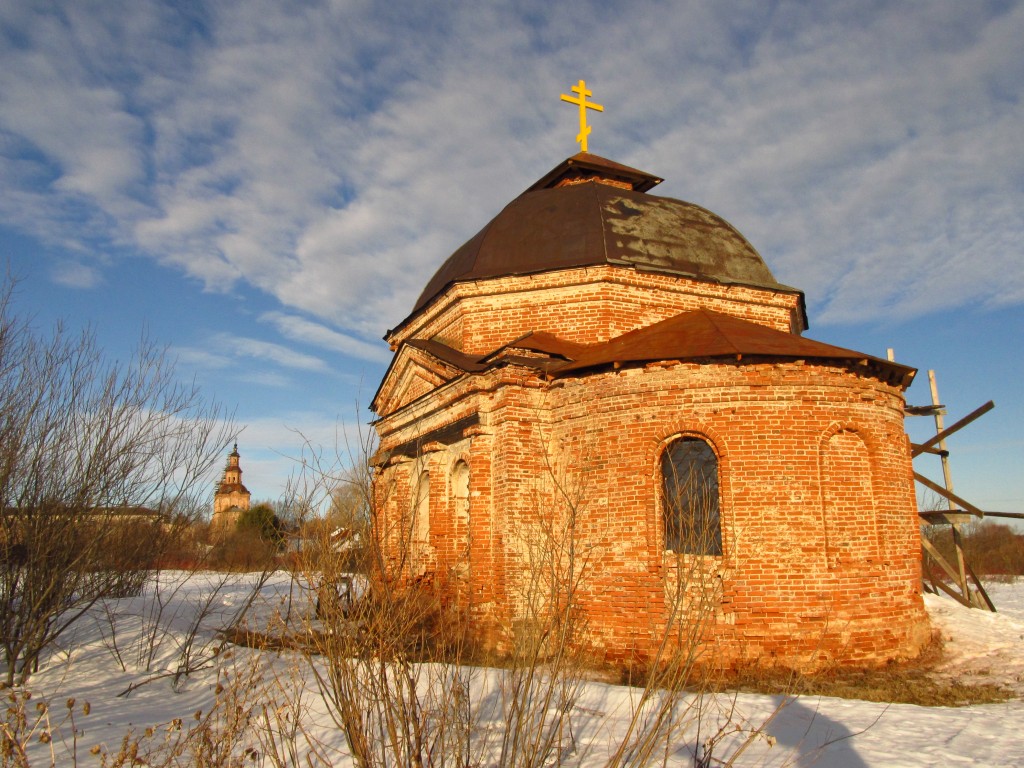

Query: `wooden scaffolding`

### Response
(908, 371, 1024, 611)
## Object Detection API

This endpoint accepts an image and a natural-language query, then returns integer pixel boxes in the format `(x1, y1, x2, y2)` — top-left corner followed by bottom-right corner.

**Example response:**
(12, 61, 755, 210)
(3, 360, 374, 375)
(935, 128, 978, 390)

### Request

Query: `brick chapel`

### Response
(370, 151, 930, 669)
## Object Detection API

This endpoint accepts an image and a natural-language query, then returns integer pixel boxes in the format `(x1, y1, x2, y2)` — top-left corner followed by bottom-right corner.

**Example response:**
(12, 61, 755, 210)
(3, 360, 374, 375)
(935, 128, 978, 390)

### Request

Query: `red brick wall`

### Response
(389, 266, 804, 353)
(373, 258, 926, 670)
(533, 361, 927, 668)
(373, 358, 929, 670)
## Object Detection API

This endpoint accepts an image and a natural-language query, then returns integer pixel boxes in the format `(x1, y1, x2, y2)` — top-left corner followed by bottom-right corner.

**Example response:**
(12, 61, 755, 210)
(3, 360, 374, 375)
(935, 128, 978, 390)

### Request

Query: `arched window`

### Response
(661, 437, 721, 555)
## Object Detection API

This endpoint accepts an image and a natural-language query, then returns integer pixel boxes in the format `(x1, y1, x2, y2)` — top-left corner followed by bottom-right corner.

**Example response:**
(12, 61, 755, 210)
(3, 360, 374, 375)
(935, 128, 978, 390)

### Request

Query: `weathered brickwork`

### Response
(538, 362, 926, 667)
(388, 266, 804, 353)
(372, 158, 929, 671)
(373, 350, 929, 669)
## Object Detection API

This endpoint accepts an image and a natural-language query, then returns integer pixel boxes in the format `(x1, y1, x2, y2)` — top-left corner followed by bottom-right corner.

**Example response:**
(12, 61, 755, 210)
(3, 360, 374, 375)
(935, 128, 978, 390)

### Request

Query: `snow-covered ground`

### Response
(12, 575, 1024, 767)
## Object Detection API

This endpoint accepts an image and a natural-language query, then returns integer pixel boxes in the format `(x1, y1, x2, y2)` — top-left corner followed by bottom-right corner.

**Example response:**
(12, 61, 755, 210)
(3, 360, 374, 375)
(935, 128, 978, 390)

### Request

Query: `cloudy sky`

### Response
(2, 0, 1022, 514)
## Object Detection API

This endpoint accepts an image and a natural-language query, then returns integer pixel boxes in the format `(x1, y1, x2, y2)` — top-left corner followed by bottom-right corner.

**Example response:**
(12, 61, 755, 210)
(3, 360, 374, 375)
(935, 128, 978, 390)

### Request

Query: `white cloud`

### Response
(175, 332, 328, 375)
(235, 370, 294, 390)
(213, 333, 329, 373)
(260, 311, 391, 364)
(630, 1, 1024, 325)
(50, 260, 103, 290)
(1, 0, 1022, 336)
(172, 346, 230, 371)
(231, 410, 373, 502)
(0, 6, 152, 225)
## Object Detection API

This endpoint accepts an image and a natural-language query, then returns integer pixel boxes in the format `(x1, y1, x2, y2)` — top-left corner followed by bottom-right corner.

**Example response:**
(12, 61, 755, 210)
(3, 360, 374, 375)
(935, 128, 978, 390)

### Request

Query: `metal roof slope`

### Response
(480, 330, 590, 363)
(525, 152, 663, 193)
(553, 309, 916, 385)
(369, 339, 486, 416)
(409, 181, 799, 319)
(404, 339, 486, 372)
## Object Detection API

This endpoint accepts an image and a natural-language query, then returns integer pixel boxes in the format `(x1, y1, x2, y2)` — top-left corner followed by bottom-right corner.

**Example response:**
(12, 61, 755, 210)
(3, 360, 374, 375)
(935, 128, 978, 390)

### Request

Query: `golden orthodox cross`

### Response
(560, 79, 603, 152)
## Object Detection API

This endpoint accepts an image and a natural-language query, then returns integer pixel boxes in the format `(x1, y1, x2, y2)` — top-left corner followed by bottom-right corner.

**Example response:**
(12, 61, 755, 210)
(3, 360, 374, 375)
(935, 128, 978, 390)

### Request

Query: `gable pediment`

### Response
(372, 342, 476, 417)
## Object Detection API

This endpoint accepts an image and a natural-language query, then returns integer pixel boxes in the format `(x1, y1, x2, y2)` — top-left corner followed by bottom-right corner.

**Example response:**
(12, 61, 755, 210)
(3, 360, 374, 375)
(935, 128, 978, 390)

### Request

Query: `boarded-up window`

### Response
(662, 437, 722, 556)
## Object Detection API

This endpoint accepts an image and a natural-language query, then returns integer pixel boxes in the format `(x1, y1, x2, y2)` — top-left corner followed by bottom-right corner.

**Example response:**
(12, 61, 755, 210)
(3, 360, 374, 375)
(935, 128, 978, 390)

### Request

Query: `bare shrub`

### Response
(283, 419, 787, 768)
(1, 690, 92, 768)
(923, 520, 1024, 579)
(0, 280, 234, 686)
(957, 522, 1024, 577)
(2, 654, 325, 767)
(208, 528, 281, 572)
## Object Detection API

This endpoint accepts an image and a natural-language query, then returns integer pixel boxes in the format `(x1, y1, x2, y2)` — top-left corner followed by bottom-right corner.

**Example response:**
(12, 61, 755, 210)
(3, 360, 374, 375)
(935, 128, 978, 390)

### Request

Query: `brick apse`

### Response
(370, 153, 930, 669)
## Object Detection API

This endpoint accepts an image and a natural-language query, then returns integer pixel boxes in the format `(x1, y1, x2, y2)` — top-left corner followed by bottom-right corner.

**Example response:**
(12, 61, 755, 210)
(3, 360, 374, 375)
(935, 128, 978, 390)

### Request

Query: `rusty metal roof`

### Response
(553, 309, 915, 386)
(409, 172, 801, 320)
(405, 339, 486, 372)
(369, 339, 484, 416)
(525, 152, 663, 193)
(373, 308, 915, 418)
(481, 330, 589, 362)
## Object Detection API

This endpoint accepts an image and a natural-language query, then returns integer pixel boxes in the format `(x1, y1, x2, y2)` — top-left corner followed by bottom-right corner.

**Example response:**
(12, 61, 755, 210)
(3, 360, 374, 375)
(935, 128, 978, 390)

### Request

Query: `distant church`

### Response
(211, 443, 251, 532)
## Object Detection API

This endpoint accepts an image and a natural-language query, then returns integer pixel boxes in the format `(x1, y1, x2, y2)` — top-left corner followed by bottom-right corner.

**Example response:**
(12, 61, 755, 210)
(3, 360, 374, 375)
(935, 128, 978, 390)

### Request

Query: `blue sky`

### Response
(1, 0, 1021, 517)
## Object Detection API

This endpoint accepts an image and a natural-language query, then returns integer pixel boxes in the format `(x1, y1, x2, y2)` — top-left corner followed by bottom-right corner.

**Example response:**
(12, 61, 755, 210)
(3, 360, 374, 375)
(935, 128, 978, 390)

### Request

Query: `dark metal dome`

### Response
(412, 156, 794, 317)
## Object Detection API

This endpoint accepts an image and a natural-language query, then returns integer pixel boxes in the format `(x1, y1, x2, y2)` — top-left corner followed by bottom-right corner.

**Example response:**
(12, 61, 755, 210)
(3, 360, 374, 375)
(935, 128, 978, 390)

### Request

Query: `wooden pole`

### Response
(928, 371, 978, 606)
(912, 401, 995, 457)
(928, 372, 956, 511)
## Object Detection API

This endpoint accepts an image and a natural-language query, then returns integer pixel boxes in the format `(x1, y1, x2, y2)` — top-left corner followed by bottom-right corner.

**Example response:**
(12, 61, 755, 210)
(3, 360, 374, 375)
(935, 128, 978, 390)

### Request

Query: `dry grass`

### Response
(720, 638, 1015, 707)
(223, 620, 1015, 711)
